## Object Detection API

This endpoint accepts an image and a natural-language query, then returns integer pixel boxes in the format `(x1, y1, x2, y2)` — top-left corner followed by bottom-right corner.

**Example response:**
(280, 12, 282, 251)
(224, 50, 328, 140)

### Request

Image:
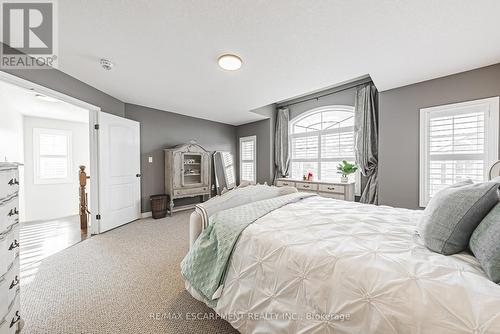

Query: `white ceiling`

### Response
(0, 81, 89, 123)
(57, 0, 500, 125)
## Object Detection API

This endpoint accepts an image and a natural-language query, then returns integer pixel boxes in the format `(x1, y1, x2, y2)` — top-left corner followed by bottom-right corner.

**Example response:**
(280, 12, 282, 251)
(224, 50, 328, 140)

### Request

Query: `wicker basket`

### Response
(150, 194, 169, 219)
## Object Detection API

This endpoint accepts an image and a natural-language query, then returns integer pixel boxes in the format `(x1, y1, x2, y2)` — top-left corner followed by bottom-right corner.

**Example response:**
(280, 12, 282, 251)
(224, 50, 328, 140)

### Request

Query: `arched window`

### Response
(289, 105, 357, 183)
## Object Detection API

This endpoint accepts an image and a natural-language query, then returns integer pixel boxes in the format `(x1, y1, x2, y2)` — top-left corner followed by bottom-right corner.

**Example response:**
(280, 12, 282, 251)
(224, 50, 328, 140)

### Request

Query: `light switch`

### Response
(148, 156, 153, 163)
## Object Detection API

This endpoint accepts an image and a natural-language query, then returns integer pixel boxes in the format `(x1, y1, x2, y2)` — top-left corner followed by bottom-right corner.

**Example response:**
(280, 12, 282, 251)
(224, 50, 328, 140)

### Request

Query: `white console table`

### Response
(275, 178, 355, 201)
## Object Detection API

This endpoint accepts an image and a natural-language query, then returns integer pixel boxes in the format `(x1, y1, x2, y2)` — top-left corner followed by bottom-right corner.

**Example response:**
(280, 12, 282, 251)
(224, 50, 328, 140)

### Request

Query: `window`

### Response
(289, 105, 360, 192)
(239, 136, 256, 183)
(33, 128, 73, 184)
(419, 97, 499, 206)
(221, 151, 236, 188)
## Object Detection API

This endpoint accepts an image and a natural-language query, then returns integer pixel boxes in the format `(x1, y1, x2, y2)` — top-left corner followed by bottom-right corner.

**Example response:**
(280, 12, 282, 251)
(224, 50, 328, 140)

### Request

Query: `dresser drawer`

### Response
(174, 187, 209, 197)
(318, 184, 345, 194)
(4, 224, 19, 272)
(319, 192, 345, 200)
(0, 197, 18, 234)
(0, 260, 20, 309)
(0, 294, 20, 334)
(0, 234, 7, 279)
(295, 182, 318, 191)
(276, 180, 296, 187)
(0, 169, 18, 202)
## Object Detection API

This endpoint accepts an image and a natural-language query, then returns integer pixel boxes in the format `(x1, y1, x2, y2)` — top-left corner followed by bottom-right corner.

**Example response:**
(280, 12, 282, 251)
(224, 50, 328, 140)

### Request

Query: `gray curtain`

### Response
(273, 107, 290, 182)
(354, 83, 379, 204)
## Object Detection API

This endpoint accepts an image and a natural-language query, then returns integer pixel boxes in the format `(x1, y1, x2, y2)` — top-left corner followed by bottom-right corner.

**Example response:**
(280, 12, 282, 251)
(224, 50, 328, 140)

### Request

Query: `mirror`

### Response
(214, 151, 236, 195)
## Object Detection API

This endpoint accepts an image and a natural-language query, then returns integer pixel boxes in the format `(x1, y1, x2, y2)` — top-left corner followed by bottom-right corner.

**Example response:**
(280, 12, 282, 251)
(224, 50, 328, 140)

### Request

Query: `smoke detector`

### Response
(100, 58, 114, 70)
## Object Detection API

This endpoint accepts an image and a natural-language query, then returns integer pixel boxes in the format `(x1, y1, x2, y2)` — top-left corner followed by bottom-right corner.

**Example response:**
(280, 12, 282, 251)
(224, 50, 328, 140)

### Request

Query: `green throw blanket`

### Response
(181, 192, 315, 306)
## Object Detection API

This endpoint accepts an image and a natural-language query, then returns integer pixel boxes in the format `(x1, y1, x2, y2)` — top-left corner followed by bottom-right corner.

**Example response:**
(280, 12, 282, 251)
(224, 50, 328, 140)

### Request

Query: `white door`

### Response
(95, 112, 141, 233)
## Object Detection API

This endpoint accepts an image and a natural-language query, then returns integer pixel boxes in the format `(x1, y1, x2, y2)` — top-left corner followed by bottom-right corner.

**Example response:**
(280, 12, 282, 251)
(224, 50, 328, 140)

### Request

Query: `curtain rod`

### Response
(278, 79, 373, 109)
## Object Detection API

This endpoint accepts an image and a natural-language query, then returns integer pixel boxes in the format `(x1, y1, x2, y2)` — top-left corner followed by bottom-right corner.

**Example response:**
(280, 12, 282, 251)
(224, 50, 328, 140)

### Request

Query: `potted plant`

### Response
(337, 160, 358, 183)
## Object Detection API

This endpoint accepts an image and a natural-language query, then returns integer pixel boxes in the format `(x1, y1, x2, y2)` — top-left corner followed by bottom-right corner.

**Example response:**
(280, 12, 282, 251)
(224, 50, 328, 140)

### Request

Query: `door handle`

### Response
(136, 174, 141, 177)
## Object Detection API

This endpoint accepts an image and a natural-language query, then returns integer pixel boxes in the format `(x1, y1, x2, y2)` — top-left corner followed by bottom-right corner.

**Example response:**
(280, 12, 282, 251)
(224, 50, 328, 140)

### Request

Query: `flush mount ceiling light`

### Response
(35, 94, 59, 103)
(217, 54, 242, 71)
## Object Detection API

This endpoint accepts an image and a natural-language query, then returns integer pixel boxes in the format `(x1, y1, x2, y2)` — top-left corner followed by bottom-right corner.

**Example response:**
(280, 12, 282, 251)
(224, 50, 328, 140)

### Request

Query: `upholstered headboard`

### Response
(188, 184, 297, 247)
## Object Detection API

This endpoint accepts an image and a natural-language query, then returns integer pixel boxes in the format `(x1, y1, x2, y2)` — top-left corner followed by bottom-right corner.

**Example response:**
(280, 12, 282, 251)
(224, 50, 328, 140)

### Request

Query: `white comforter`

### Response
(212, 196, 500, 334)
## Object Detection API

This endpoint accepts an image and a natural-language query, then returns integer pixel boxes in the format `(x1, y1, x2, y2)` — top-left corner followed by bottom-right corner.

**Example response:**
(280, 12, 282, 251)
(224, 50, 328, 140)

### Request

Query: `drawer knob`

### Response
(8, 208, 19, 216)
(7, 178, 19, 186)
(9, 239, 19, 250)
(10, 311, 20, 328)
(328, 187, 335, 190)
(303, 185, 309, 188)
(9, 275, 19, 289)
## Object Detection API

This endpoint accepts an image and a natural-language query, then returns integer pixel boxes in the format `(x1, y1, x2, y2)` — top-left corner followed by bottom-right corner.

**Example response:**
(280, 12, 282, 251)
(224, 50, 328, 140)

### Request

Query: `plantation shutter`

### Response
(240, 136, 256, 183)
(222, 152, 236, 187)
(34, 128, 72, 183)
(420, 97, 499, 206)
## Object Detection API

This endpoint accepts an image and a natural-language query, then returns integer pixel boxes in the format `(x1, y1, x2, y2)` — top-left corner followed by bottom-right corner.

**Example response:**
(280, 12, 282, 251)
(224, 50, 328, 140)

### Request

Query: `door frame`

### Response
(0, 71, 102, 234)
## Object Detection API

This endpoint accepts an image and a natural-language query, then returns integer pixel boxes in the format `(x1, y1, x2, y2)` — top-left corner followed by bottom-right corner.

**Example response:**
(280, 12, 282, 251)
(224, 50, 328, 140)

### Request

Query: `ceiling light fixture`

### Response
(217, 54, 242, 71)
(35, 94, 60, 103)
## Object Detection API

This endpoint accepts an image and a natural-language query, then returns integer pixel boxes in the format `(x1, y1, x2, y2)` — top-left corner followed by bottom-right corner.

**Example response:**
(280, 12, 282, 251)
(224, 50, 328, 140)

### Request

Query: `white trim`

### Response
(239, 135, 257, 183)
(0, 71, 100, 111)
(141, 211, 152, 219)
(89, 109, 100, 235)
(419, 97, 500, 207)
(33, 127, 73, 184)
(290, 105, 355, 125)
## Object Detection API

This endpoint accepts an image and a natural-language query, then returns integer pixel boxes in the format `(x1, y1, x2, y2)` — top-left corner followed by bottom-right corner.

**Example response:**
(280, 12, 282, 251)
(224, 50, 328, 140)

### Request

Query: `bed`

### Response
(182, 187, 500, 334)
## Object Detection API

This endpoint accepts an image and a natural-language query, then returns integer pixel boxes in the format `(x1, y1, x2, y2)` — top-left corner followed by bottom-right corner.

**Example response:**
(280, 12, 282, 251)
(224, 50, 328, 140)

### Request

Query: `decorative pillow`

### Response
(470, 203, 500, 283)
(421, 180, 499, 255)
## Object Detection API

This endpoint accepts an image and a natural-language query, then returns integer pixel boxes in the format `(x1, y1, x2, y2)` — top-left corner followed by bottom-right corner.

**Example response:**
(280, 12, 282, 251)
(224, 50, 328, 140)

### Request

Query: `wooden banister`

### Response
(79, 165, 90, 232)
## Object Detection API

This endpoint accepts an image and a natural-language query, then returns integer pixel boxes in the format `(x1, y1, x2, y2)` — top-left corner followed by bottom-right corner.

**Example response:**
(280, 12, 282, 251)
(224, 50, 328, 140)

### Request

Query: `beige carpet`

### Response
(21, 211, 238, 334)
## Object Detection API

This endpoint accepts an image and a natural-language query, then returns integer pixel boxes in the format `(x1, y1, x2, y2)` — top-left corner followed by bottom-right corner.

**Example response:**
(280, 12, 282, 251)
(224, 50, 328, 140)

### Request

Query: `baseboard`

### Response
(141, 211, 152, 218)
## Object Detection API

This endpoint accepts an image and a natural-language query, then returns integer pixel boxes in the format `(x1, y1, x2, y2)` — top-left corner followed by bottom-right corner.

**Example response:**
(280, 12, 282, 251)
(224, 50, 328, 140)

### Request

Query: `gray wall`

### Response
(1, 68, 125, 117)
(285, 87, 356, 120)
(379, 63, 500, 209)
(124, 104, 237, 212)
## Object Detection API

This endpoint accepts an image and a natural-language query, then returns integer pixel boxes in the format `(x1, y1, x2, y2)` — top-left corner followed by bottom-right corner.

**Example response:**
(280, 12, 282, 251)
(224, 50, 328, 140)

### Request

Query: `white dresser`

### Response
(276, 178, 355, 201)
(0, 163, 22, 334)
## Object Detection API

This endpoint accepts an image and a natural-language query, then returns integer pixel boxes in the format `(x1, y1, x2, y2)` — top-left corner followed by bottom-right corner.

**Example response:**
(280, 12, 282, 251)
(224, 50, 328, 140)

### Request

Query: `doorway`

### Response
(0, 72, 142, 284)
(0, 76, 97, 283)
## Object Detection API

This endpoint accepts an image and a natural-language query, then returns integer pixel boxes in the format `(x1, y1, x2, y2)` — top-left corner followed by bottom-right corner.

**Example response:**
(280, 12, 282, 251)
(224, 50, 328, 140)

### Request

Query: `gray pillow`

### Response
(421, 180, 500, 255)
(470, 203, 500, 283)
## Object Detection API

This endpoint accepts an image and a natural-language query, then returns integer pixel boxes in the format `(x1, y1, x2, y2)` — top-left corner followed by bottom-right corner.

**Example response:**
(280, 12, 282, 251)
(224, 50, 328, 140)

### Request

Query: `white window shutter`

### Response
(420, 97, 499, 206)
(239, 136, 256, 183)
(34, 128, 72, 184)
